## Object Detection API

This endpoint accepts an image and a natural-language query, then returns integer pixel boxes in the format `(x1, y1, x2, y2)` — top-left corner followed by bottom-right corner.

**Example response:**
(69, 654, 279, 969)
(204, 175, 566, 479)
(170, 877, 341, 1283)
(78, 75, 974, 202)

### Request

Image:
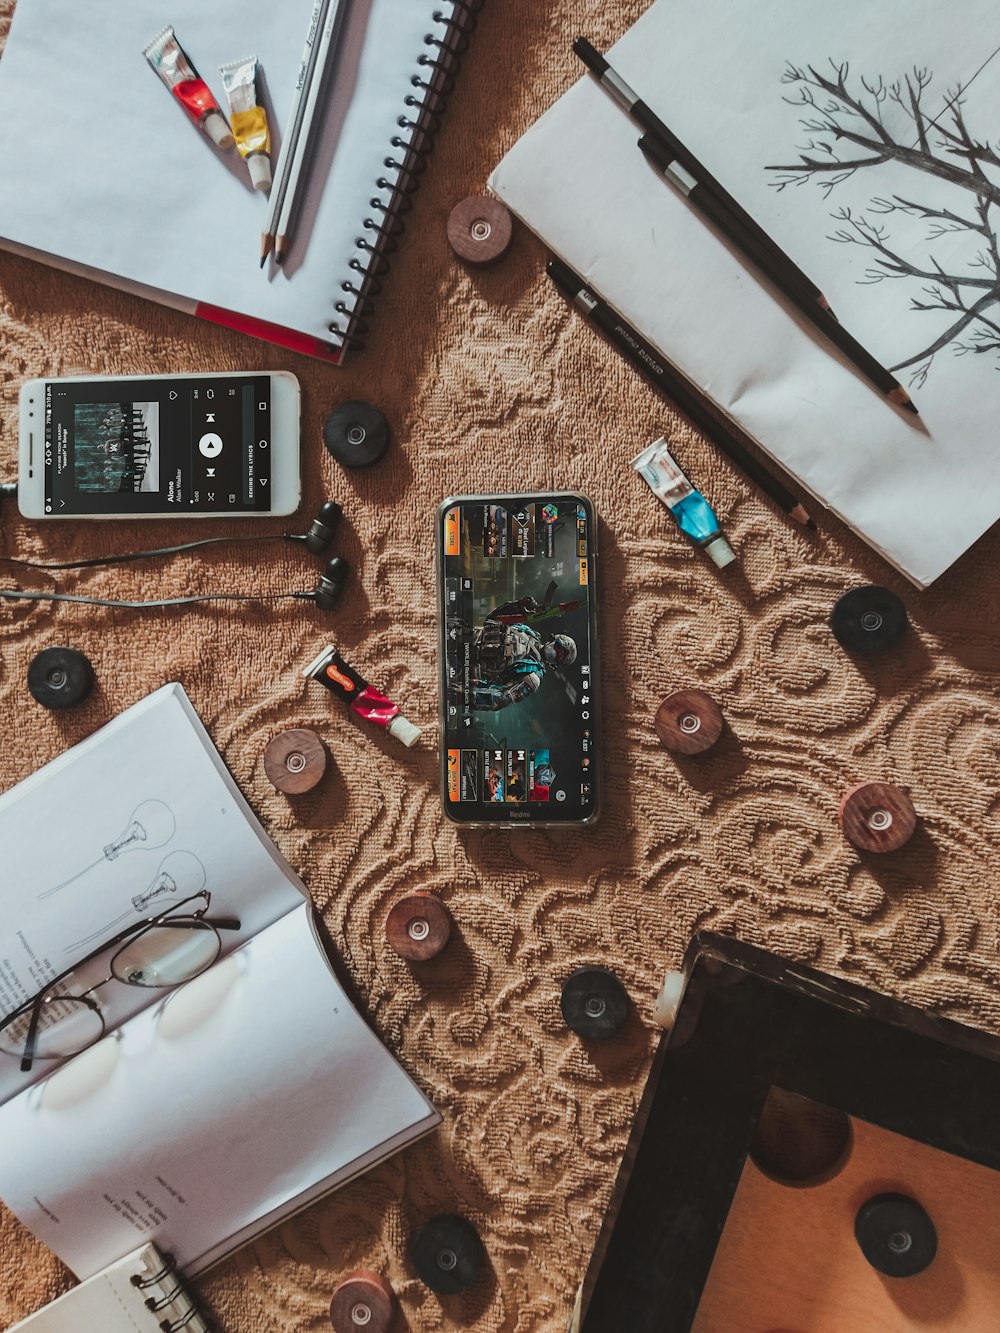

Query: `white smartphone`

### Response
(17, 370, 300, 519)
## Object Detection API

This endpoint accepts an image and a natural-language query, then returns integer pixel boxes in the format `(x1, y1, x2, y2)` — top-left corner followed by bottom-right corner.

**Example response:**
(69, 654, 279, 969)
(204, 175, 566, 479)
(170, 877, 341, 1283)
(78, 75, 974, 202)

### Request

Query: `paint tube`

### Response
(220, 56, 272, 191)
(143, 27, 234, 148)
(303, 646, 422, 748)
(632, 437, 736, 568)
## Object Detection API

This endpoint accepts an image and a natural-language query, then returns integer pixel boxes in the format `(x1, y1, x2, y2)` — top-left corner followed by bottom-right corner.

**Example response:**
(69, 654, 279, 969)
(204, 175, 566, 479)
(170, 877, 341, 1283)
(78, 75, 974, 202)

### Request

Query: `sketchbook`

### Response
(490, 0, 1000, 587)
(0, 0, 482, 363)
(8, 1243, 210, 1333)
(0, 684, 439, 1282)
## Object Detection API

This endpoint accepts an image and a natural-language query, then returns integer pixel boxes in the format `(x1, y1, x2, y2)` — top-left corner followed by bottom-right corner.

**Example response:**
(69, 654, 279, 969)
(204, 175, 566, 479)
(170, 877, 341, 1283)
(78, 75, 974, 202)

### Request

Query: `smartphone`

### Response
(17, 370, 300, 518)
(437, 493, 600, 826)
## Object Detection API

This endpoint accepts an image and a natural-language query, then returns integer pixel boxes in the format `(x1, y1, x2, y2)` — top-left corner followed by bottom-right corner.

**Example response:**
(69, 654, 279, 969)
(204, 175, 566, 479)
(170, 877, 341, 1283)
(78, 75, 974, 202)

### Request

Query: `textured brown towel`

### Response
(3, 2, 1000, 1330)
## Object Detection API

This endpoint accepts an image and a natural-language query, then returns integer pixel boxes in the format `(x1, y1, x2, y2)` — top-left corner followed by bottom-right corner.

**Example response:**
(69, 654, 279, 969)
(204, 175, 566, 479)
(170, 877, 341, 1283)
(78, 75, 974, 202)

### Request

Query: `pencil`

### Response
(260, 0, 331, 267)
(573, 36, 833, 318)
(545, 256, 815, 529)
(574, 36, 918, 416)
(638, 134, 916, 413)
(274, 0, 351, 264)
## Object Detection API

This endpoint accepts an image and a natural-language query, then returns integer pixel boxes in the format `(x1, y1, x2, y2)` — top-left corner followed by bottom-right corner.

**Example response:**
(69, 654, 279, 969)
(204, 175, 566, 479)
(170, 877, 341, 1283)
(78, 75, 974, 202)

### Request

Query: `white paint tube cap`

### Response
(204, 111, 235, 148)
(705, 535, 737, 569)
(388, 715, 422, 748)
(247, 153, 272, 191)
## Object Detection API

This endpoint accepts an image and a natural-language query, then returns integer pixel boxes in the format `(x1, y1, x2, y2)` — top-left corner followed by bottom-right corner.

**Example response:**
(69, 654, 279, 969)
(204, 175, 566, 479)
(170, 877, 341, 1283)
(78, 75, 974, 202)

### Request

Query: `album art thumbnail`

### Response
(74, 401, 160, 494)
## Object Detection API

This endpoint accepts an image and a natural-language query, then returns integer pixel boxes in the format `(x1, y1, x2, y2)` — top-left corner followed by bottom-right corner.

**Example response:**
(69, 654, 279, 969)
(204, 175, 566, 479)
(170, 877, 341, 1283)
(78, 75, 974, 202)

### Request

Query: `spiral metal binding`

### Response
(132, 1254, 178, 1288)
(126, 1253, 213, 1330)
(328, 0, 485, 351)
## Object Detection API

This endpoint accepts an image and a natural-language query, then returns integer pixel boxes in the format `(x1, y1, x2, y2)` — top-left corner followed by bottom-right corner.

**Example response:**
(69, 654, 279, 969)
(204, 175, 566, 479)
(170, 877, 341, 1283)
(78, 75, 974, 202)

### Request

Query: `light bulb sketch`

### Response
(38, 799, 177, 901)
(64, 850, 207, 953)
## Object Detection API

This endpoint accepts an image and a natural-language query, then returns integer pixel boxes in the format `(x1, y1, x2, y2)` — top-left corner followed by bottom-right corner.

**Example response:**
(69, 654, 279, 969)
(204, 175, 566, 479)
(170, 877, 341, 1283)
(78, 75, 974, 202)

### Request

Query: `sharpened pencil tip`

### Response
(889, 385, 919, 414)
(260, 234, 273, 267)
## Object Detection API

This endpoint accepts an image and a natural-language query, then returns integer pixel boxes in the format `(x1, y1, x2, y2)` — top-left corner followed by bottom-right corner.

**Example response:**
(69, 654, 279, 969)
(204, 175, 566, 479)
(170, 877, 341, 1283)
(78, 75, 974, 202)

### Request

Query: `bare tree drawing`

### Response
(767, 60, 1000, 388)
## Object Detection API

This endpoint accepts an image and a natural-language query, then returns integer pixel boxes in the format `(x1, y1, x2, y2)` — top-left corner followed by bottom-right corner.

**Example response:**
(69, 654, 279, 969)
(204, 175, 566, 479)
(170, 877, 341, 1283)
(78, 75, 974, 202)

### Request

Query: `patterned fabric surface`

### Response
(3, 2, 1000, 1330)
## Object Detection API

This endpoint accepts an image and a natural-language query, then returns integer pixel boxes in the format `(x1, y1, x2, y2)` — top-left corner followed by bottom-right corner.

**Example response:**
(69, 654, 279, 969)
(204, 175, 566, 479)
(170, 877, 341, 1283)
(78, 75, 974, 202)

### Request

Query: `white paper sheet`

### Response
(0, 0, 460, 350)
(0, 684, 306, 1106)
(490, 0, 1000, 586)
(0, 905, 439, 1278)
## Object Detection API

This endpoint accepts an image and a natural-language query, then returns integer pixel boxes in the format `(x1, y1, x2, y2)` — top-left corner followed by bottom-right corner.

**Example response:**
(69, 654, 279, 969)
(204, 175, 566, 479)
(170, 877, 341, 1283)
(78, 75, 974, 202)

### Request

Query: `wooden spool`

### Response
(654, 688, 724, 755)
(385, 892, 452, 961)
(263, 728, 327, 794)
(447, 195, 513, 265)
(329, 1270, 395, 1333)
(838, 781, 917, 853)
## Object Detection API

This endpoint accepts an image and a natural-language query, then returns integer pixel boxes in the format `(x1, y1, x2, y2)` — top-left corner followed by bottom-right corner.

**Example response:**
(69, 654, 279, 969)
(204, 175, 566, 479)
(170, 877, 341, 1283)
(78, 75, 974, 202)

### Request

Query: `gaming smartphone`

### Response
(437, 493, 600, 826)
(17, 370, 300, 518)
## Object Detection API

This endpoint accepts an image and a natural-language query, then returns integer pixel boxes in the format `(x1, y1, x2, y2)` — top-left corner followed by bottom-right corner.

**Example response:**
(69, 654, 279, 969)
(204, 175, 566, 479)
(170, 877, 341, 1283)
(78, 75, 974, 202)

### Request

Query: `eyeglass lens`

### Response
(0, 995, 104, 1061)
(111, 919, 221, 989)
(1, 918, 223, 1063)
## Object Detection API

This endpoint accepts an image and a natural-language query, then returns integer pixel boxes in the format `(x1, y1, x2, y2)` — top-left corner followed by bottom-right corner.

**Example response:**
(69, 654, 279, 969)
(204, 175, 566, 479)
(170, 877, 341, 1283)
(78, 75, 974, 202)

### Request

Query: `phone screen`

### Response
(439, 494, 598, 824)
(40, 374, 273, 514)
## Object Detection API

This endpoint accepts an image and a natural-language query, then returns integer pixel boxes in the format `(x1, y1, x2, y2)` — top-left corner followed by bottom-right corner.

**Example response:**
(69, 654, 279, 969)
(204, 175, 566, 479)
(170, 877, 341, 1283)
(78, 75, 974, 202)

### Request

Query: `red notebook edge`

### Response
(196, 303, 346, 365)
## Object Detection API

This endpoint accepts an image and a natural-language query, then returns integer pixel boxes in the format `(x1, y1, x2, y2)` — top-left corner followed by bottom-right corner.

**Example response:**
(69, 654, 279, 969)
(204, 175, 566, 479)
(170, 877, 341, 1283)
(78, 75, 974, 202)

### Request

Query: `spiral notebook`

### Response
(0, 0, 481, 363)
(8, 1244, 210, 1332)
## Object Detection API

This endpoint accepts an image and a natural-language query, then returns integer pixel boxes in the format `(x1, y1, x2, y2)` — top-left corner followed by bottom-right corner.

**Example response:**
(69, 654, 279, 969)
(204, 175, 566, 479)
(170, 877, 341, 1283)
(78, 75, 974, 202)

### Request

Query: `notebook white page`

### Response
(0, 0, 459, 353)
(0, 683, 306, 1108)
(490, 0, 1000, 587)
(0, 905, 440, 1279)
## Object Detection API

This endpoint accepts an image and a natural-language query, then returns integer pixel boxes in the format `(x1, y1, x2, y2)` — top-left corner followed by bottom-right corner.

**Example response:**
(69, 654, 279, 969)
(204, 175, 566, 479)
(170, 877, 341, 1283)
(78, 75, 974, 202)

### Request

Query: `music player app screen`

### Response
(43, 374, 272, 514)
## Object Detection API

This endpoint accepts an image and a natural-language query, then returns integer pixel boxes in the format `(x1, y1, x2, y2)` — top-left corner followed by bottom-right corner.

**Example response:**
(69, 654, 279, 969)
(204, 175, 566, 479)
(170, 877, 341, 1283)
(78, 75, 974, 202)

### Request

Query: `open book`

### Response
(490, 0, 1000, 587)
(0, 685, 439, 1281)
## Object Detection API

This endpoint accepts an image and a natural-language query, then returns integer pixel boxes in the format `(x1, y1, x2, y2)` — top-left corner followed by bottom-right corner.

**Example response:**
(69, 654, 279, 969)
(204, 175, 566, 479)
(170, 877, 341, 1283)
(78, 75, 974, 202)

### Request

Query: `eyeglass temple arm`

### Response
(210, 915, 242, 932)
(19, 996, 44, 1073)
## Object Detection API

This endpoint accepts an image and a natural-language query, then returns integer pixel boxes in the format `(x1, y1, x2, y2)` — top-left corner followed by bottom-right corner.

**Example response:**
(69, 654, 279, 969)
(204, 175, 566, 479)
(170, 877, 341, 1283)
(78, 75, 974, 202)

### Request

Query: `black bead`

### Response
(323, 401, 391, 468)
(27, 647, 95, 710)
(409, 1214, 484, 1294)
(830, 586, 908, 655)
(855, 1193, 937, 1277)
(561, 966, 629, 1040)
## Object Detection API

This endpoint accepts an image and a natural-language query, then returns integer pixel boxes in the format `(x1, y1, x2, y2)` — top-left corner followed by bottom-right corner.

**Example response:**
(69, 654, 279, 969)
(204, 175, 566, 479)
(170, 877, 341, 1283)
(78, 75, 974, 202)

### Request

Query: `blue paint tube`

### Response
(632, 437, 736, 569)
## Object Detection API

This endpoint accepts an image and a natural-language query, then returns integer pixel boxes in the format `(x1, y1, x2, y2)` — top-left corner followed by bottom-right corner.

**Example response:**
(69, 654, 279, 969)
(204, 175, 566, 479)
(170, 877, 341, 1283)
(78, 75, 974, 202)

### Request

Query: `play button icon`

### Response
(199, 432, 223, 458)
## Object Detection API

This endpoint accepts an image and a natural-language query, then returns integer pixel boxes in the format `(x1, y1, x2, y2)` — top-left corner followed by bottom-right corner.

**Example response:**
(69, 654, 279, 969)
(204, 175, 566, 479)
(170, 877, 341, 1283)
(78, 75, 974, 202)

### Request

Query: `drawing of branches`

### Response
(767, 58, 1000, 386)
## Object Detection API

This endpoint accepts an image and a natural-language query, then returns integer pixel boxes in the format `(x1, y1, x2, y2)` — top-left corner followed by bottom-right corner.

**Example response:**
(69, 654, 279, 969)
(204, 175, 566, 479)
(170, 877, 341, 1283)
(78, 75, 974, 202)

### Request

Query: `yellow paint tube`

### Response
(220, 56, 272, 191)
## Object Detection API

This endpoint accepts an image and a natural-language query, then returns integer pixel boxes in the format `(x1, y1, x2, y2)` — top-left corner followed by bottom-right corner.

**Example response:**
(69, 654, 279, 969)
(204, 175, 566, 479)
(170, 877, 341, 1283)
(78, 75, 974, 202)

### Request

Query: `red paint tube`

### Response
(143, 27, 233, 149)
(304, 646, 421, 748)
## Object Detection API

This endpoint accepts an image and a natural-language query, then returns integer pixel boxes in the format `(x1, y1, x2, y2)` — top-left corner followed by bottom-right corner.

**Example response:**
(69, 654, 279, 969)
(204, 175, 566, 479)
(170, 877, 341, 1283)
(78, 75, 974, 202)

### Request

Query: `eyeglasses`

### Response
(0, 892, 241, 1073)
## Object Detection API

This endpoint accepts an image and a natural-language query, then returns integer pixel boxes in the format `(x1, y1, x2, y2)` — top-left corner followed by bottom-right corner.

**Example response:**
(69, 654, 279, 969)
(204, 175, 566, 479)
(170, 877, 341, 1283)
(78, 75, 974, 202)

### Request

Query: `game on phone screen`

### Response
(440, 495, 597, 823)
(42, 374, 272, 514)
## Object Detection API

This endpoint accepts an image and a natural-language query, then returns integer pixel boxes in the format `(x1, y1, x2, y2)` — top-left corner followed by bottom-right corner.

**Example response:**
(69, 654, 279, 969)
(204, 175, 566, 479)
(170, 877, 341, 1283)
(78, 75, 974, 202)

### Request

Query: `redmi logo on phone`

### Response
(325, 664, 355, 691)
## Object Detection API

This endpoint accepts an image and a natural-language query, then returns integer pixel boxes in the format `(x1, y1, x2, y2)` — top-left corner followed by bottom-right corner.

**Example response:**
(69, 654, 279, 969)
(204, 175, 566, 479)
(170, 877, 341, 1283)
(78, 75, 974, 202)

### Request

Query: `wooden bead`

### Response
(329, 1270, 395, 1333)
(447, 195, 513, 264)
(654, 689, 724, 755)
(385, 892, 452, 961)
(263, 728, 327, 794)
(838, 782, 917, 853)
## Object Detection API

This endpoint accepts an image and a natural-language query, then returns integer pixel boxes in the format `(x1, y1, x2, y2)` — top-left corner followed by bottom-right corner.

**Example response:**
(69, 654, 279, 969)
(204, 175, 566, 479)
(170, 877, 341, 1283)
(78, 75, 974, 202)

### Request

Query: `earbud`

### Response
(295, 501, 344, 555)
(306, 556, 351, 611)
